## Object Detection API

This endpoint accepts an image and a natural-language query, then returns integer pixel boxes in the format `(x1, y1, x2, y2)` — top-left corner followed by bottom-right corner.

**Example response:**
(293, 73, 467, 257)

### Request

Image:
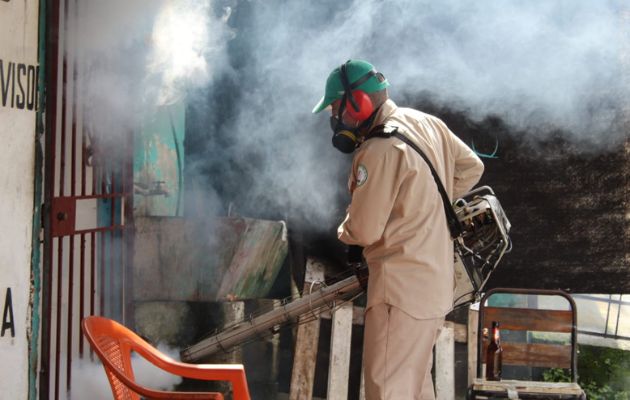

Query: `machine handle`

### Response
(459, 185, 494, 201)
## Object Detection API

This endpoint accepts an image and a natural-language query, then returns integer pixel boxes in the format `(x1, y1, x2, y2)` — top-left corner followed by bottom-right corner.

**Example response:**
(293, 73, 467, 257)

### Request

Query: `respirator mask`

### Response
(330, 105, 363, 154)
(330, 62, 379, 153)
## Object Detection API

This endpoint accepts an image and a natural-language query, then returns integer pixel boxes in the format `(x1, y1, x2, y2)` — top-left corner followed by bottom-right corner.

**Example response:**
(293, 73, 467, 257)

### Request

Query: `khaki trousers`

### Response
(363, 303, 445, 400)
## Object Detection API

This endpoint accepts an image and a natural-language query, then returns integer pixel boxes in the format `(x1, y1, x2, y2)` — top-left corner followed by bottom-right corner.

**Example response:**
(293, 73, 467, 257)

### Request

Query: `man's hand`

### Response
(347, 245, 368, 290)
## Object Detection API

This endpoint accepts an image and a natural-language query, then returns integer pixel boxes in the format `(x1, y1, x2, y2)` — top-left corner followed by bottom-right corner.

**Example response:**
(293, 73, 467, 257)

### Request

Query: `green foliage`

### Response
(542, 368, 571, 383)
(542, 345, 630, 399)
(579, 345, 630, 396)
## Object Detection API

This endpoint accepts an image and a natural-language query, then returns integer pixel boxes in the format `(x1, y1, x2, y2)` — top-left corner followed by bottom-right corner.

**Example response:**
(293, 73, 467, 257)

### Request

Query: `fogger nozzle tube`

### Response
(180, 275, 363, 362)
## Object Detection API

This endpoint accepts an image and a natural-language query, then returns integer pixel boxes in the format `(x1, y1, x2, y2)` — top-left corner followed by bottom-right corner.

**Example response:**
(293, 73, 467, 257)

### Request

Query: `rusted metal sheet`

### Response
(133, 216, 288, 301)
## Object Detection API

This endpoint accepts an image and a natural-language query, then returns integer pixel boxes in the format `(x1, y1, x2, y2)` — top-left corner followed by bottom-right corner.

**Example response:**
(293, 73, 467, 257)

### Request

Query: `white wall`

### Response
(0, 0, 40, 398)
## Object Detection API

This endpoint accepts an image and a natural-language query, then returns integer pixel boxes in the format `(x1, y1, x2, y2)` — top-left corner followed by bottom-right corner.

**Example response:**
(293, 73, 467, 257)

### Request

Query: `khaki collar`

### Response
(369, 99, 398, 131)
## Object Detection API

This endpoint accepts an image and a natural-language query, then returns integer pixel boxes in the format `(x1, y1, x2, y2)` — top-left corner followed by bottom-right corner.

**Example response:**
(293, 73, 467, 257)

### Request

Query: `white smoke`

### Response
(67, 344, 183, 399)
(72, 0, 233, 147)
(240, 0, 627, 140)
(199, 0, 628, 226)
(148, 1, 234, 106)
(66, 0, 630, 227)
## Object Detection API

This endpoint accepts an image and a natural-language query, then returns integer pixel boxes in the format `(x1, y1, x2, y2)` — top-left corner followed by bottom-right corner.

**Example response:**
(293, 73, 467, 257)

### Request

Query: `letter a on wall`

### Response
(2, 288, 15, 337)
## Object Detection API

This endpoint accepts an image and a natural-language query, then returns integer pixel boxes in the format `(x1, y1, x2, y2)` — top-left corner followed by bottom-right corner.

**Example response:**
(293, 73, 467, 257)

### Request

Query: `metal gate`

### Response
(41, 0, 134, 398)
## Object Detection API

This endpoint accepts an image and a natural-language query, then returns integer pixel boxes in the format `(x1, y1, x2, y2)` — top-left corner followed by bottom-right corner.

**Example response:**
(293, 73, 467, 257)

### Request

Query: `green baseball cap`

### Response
(312, 59, 389, 114)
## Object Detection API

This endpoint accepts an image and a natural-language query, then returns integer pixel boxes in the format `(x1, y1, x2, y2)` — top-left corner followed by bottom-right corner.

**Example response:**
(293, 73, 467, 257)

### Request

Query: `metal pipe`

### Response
(66, 0, 78, 383)
(58, 0, 68, 199)
(70, 0, 77, 200)
(123, 130, 135, 328)
(66, 235, 74, 390)
(181, 275, 363, 362)
(90, 231, 95, 318)
(99, 229, 105, 317)
(41, 0, 62, 398)
(81, 118, 86, 197)
(54, 238, 63, 400)
(614, 295, 622, 337)
(109, 168, 116, 319)
(55, 0, 69, 392)
(79, 233, 85, 356)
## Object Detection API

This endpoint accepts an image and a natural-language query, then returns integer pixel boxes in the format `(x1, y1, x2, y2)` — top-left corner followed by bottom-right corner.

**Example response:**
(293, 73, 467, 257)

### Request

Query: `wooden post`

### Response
(327, 302, 353, 400)
(213, 301, 244, 398)
(270, 299, 281, 383)
(468, 306, 479, 386)
(289, 259, 325, 400)
(435, 321, 455, 400)
(358, 363, 366, 400)
(221, 301, 244, 363)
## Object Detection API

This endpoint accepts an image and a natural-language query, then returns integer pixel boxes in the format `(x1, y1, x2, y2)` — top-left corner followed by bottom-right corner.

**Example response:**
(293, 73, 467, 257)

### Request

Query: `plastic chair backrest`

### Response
(82, 316, 249, 400)
(82, 316, 141, 400)
(476, 288, 579, 382)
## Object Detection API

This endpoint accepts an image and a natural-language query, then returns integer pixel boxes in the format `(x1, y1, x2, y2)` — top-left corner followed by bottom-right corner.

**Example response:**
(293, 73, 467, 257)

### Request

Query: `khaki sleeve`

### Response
(338, 143, 404, 246)
(450, 131, 484, 199)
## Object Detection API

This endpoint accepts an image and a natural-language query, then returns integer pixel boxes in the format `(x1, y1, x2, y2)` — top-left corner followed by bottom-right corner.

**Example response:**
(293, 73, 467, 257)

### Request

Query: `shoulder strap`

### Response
(365, 125, 463, 238)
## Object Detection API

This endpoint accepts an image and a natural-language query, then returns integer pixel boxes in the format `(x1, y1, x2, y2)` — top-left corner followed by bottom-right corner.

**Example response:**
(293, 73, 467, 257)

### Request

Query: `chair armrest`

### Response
(144, 391, 224, 400)
(99, 357, 226, 399)
(156, 362, 249, 400)
(128, 342, 250, 400)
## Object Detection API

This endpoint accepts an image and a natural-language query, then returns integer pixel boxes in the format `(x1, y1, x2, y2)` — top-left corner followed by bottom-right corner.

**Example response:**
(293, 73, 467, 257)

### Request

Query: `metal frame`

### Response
(573, 293, 630, 341)
(453, 186, 512, 308)
(475, 287, 579, 382)
(40, 0, 134, 398)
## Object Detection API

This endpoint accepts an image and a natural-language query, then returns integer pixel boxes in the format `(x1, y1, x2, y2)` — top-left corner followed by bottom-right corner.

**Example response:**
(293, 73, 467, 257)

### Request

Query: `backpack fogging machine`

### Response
(452, 186, 512, 308)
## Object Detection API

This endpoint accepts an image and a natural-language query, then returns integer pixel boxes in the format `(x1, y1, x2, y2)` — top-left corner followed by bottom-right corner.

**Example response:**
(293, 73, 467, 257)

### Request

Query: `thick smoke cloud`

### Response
(195, 0, 627, 228)
(70, 0, 628, 229)
(251, 0, 626, 139)
(72, 0, 232, 149)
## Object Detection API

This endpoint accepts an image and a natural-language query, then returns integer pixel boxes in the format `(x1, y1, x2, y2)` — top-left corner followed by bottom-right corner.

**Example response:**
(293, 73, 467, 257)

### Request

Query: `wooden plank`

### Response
(320, 305, 365, 325)
(216, 218, 289, 300)
(502, 343, 572, 368)
(212, 301, 244, 396)
(222, 301, 244, 363)
(482, 307, 574, 333)
(472, 379, 584, 394)
(468, 308, 479, 385)
(289, 259, 325, 400)
(327, 302, 353, 400)
(480, 342, 572, 368)
(358, 363, 366, 400)
(435, 322, 455, 400)
(453, 322, 467, 344)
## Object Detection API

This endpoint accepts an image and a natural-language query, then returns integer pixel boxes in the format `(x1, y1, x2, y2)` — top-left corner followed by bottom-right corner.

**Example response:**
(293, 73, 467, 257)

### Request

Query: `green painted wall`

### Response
(134, 102, 186, 217)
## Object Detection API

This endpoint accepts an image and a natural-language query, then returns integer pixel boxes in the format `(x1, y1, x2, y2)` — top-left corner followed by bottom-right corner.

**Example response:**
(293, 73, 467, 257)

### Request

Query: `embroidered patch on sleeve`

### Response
(356, 164, 368, 187)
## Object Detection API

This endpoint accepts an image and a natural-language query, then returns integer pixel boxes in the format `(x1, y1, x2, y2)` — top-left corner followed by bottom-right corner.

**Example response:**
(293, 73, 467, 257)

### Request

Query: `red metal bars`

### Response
(78, 233, 85, 356)
(41, 0, 134, 398)
(40, 0, 62, 397)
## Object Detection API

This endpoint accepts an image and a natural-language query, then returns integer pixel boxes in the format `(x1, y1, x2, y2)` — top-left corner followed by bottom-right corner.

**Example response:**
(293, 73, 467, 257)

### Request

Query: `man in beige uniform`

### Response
(313, 60, 484, 400)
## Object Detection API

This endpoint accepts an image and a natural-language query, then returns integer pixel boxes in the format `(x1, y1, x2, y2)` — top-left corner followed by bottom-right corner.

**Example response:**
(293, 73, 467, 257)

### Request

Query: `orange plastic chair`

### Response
(81, 316, 251, 400)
